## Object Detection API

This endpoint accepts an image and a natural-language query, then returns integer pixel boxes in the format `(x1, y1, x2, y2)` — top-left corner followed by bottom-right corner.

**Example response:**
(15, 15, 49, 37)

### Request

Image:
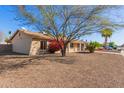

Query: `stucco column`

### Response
(68, 43, 70, 52)
(83, 43, 86, 51)
(47, 41, 49, 49)
(80, 43, 82, 52)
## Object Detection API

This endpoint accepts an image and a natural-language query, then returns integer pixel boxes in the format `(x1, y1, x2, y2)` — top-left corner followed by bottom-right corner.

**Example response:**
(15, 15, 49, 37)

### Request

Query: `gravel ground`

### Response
(0, 53, 124, 88)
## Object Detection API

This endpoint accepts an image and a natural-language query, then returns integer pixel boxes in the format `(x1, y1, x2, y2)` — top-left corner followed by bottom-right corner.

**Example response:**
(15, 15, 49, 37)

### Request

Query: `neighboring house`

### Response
(117, 44, 124, 51)
(10, 29, 86, 55)
(121, 44, 124, 48)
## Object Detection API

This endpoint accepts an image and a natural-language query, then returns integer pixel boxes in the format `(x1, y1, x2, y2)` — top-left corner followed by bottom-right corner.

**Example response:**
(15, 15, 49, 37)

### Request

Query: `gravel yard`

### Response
(0, 53, 124, 88)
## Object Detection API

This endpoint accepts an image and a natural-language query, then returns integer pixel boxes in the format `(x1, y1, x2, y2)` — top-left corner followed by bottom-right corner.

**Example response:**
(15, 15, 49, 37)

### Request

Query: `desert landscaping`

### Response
(0, 53, 124, 88)
(0, 5, 124, 88)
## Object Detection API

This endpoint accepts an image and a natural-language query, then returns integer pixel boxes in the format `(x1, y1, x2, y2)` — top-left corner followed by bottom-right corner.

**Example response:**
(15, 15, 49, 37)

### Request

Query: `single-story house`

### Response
(10, 29, 86, 55)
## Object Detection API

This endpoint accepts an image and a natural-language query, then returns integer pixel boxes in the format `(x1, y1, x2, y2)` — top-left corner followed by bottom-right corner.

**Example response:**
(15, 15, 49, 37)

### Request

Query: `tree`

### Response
(109, 42, 117, 49)
(101, 28, 113, 47)
(92, 41, 102, 49)
(8, 31, 12, 37)
(4, 37, 10, 44)
(16, 5, 118, 56)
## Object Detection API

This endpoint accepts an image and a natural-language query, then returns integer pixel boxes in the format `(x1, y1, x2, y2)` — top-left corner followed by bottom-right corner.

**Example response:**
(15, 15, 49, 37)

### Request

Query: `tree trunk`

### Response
(104, 36, 108, 47)
(61, 45, 67, 57)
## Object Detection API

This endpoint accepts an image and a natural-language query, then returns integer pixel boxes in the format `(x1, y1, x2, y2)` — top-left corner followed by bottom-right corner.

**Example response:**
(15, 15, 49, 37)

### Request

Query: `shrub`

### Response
(94, 42, 103, 49)
(4, 38, 10, 44)
(48, 39, 63, 53)
(108, 42, 117, 49)
(86, 42, 97, 53)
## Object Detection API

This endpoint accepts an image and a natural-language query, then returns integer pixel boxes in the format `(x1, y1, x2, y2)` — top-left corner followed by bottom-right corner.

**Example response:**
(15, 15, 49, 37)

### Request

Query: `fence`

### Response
(0, 44, 12, 52)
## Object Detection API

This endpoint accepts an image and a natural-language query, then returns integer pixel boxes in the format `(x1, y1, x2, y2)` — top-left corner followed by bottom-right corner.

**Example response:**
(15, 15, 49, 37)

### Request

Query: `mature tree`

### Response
(101, 28, 113, 47)
(16, 5, 119, 56)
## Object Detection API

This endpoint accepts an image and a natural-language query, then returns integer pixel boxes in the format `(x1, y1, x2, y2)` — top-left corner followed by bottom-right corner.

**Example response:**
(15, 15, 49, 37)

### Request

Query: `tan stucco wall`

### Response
(67, 43, 86, 52)
(68, 43, 78, 52)
(29, 39, 41, 55)
(30, 39, 48, 55)
(11, 32, 32, 54)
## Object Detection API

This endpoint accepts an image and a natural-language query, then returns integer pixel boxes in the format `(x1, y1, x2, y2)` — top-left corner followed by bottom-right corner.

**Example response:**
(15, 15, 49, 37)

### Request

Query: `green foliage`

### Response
(4, 38, 10, 44)
(101, 28, 113, 46)
(8, 31, 11, 35)
(101, 28, 113, 38)
(108, 42, 117, 49)
(86, 41, 98, 53)
(93, 41, 103, 48)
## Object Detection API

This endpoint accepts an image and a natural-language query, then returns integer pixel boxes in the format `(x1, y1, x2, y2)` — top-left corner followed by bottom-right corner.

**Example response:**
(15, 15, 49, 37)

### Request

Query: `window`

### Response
(40, 41, 47, 50)
(81, 44, 84, 50)
(77, 44, 80, 48)
(70, 43, 74, 48)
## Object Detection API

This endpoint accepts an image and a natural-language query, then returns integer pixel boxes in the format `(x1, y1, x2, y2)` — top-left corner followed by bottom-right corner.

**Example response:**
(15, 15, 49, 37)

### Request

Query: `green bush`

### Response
(108, 42, 117, 49)
(86, 42, 98, 53)
(94, 42, 103, 49)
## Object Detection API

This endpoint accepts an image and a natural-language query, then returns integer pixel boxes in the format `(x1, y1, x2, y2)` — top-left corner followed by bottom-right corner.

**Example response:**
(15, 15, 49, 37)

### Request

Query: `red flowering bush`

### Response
(48, 39, 63, 53)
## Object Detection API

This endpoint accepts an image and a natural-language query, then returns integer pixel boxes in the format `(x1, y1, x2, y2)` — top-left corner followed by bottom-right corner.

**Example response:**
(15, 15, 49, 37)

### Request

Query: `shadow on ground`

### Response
(77, 51, 91, 54)
(0, 53, 76, 74)
(0, 57, 34, 74)
(47, 57, 75, 64)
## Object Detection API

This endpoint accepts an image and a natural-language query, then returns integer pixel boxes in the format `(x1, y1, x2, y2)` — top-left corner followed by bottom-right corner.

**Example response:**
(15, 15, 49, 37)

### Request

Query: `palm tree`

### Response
(101, 28, 113, 47)
(8, 31, 12, 37)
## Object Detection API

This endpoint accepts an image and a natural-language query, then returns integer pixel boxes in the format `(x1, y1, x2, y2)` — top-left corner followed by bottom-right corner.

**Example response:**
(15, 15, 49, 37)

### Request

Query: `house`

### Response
(117, 44, 124, 51)
(121, 44, 124, 48)
(10, 29, 86, 55)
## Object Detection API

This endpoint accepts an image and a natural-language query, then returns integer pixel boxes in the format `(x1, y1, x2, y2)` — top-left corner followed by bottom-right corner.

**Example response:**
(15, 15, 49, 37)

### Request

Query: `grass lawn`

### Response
(0, 53, 124, 88)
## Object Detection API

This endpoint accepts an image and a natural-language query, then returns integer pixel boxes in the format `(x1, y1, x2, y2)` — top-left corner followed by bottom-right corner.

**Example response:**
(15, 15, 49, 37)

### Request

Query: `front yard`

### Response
(0, 53, 124, 87)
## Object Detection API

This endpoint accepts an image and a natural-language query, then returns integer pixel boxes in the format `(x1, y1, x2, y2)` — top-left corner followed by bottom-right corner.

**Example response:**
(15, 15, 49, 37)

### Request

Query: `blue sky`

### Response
(0, 6, 124, 45)
(0, 6, 21, 40)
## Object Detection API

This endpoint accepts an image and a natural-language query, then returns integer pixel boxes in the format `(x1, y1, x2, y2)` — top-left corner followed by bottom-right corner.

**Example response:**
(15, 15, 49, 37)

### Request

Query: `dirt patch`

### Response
(0, 53, 124, 88)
